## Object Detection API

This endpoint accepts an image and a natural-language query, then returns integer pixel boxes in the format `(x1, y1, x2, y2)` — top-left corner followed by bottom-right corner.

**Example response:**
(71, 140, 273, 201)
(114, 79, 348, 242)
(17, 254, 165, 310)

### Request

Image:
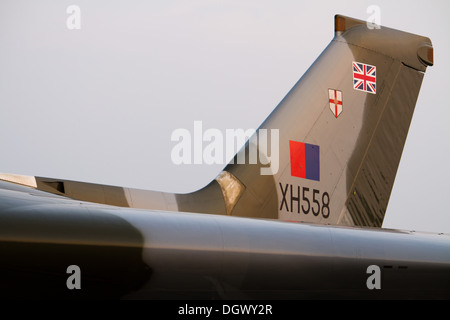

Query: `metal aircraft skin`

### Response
(0, 15, 448, 299)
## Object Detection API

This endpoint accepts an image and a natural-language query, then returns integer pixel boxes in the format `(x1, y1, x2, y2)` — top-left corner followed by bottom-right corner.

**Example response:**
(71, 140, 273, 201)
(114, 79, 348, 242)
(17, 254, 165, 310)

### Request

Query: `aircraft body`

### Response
(0, 15, 448, 299)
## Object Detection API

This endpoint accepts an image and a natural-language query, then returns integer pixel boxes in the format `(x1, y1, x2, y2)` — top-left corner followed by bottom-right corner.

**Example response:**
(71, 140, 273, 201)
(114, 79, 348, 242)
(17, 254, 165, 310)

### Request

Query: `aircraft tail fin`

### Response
(218, 15, 433, 227)
(1, 15, 433, 228)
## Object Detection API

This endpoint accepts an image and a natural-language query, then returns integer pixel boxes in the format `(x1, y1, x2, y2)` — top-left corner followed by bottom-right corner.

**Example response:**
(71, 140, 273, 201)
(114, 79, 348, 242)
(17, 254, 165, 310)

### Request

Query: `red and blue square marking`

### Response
(289, 140, 320, 181)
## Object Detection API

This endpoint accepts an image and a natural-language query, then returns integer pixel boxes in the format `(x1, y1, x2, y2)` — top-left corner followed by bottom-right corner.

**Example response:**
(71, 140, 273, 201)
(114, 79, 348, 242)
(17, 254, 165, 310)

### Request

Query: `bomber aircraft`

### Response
(0, 15, 448, 299)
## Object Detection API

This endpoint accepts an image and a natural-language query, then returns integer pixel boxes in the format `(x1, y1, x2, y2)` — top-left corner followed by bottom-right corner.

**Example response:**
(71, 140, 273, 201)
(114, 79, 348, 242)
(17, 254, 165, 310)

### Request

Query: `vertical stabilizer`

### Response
(221, 15, 433, 227)
(7, 15, 433, 228)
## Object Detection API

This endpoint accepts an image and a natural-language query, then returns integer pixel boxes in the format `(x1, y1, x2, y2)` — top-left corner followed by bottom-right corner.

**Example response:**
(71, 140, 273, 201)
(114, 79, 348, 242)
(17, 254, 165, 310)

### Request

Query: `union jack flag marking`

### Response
(353, 62, 376, 94)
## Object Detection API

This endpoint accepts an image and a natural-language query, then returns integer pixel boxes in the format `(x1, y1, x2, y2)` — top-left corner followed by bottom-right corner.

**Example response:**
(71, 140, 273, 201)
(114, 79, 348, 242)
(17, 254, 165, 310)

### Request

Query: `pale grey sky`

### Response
(0, 0, 449, 233)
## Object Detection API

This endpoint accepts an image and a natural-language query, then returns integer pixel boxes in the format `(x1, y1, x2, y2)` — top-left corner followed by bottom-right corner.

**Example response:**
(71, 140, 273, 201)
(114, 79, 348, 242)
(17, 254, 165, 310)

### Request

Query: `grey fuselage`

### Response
(0, 180, 448, 299)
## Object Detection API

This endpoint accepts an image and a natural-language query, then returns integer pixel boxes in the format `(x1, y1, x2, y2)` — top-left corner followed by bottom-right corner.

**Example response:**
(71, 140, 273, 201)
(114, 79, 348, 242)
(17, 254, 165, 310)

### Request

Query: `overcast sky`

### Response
(0, 0, 449, 233)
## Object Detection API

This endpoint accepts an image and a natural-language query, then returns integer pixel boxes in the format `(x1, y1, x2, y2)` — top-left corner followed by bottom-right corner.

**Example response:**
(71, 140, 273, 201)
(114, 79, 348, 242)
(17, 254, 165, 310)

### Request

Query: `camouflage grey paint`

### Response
(0, 181, 151, 298)
(0, 179, 449, 299)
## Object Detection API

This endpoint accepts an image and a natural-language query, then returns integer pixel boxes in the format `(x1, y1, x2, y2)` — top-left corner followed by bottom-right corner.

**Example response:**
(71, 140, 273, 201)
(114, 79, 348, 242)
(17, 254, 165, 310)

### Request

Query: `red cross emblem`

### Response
(328, 89, 343, 118)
